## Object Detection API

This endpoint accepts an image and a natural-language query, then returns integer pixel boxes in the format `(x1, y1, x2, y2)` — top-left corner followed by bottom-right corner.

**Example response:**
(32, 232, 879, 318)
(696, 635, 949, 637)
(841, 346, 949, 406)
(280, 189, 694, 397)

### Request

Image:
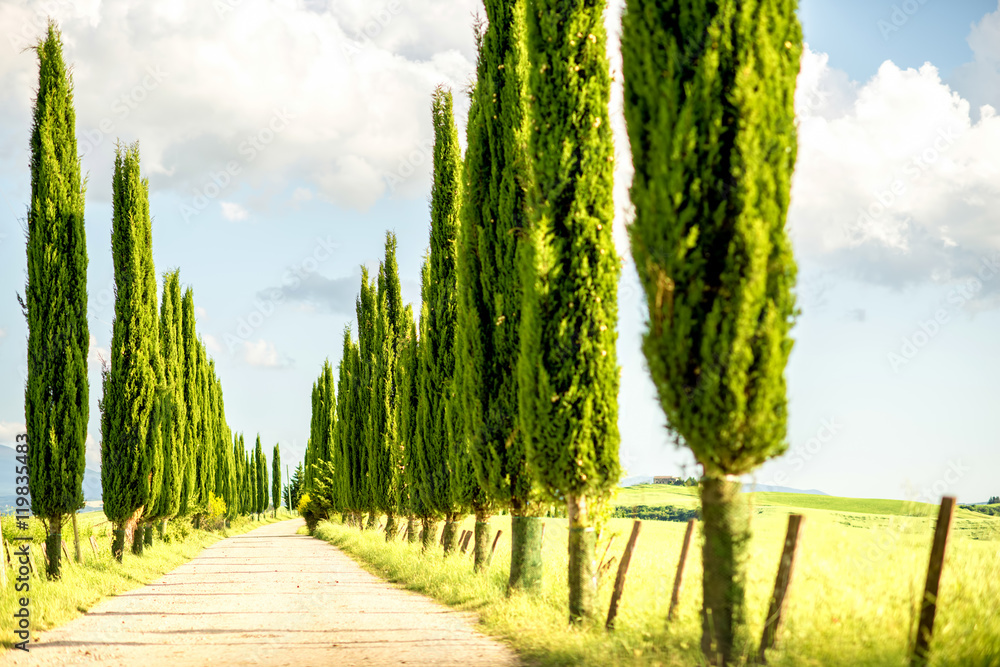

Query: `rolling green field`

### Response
(315, 488, 1000, 666)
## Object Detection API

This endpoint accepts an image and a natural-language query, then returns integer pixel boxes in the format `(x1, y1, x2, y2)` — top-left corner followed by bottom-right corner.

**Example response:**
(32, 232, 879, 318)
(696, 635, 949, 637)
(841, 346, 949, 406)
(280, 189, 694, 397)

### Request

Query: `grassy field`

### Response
(0, 509, 294, 648)
(314, 492, 1000, 667)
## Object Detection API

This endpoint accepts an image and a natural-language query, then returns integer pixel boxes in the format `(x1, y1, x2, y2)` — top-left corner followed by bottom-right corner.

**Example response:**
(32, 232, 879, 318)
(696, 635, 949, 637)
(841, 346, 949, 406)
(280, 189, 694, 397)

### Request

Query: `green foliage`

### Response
(178, 288, 199, 515)
(396, 308, 423, 517)
(100, 142, 159, 528)
(203, 491, 227, 531)
(271, 443, 281, 517)
(284, 462, 304, 511)
(334, 328, 363, 514)
(150, 272, 185, 521)
(962, 504, 1000, 517)
(24, 22, 89, 535)
(355, 268, 377, 518)
(457, 0, 536, 517)
(611, 504, 700, 522)
(620, 0, 801, 477)
(520, 0, 621, 502)
(254, 434, 267, 515)
(416, 89, 468, 521)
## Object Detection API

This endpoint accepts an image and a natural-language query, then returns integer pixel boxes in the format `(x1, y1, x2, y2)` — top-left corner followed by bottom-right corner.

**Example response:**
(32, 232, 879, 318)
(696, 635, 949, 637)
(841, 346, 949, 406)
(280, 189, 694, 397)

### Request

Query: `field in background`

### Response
(315, 489, 1000, 666)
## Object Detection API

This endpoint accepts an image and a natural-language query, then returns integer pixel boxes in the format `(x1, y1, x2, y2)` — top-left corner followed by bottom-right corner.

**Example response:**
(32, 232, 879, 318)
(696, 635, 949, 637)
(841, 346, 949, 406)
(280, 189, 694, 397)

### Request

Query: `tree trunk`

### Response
(132, 524, 144, 555)
(112, 527, 126, 562)
(473, 507, 490, 573)
(72, 512, 82, 563)
(365, 511, 377, 530)
(143, 524, 153, 547)
(406, 515, 418, 543)
(158, 519, 167, 539)
(441, 514, 460, 554)
(384, 513, 397, 541)
(45, 518, 62, 580)
(700, 475, 749, 666)
(508, 509, 544, 592)
(567, 494, 596, 624)
(421, 516, 438, 552)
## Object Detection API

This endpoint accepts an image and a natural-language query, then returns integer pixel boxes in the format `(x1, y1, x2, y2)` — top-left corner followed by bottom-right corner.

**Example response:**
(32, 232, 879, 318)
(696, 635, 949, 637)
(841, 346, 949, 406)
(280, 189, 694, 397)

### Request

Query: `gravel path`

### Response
(2, 519, 519, 666)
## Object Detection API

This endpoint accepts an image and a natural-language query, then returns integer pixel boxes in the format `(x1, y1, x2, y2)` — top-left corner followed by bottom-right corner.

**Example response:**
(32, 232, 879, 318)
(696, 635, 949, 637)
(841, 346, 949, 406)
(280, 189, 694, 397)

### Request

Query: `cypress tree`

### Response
(370, 233, 404, 539)
(415, 89, 469, 555)
(100, 142, 160, 562)
(178, 288, 199, 516)
(272, 444, 281, 518)
(521, 0, 621, 623)
(339, 329, 365, 526)
(621, 3, 801, 662)
(137, 260, 163, 554)
(396, 306, 422, 543)
(254, 435, 268, 519)
(194, 341, 215, 516)
(151, 271, 185, 538)
(23, 22, 89, 579)
(233, 435, 245, 516)
(456, 0, 543, 581)
(356, 268, 377, 528)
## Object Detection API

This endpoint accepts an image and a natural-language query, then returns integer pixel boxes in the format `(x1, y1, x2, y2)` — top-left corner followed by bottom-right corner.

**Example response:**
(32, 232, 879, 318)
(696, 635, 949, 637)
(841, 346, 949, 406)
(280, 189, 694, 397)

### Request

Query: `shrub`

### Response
(298, 493, 325, 534)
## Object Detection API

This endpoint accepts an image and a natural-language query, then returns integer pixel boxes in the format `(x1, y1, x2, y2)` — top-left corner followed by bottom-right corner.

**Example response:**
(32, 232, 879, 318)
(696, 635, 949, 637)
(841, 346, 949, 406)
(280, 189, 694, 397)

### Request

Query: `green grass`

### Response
(0, 509, 295, 648)
(312, 500, 1000, 667)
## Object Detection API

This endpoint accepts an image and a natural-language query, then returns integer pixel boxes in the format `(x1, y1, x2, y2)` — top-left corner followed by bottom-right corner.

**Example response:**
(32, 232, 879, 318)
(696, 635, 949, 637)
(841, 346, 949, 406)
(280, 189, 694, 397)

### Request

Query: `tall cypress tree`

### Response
(621, 3, 801, 662)
(101, 142, 160, 562)
(521, 0, 621, 623)
(334, 328, 356, 521)
(23, 22, 89, 579)
(254, 435, 268, 518)
(396, 306, 422, 543)
(356, 268, 377, 528)
(272, 443, 281, 518)
(178, 288, 199, 516)
(416, 89, 469, 555)
(456, 0, 542, 581)
(137, 257, 163, 554)
(194, 340, 215, 516)
(370, 233, 404, 539)
(150, 271, 185, 537)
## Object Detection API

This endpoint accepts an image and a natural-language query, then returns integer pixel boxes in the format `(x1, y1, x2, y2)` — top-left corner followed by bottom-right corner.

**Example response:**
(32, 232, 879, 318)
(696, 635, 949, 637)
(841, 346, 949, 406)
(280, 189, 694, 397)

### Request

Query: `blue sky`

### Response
(1, 0, 998, 503)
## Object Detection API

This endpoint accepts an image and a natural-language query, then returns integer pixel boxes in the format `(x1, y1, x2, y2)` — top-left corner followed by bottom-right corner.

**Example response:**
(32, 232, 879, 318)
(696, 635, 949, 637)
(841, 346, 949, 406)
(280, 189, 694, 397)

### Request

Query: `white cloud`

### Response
(951, 3, 1000, 121)
(241, 338, 290, 368)
(788, 46, 1000, 297)
(87, 334, 109, 367)
(0, 0, 478, 212)
(0, 327, 6, 341)
(203, 332, 222, 353)
(196, 305, 208, 320)
(220, 201, 249, 221)
(0, 421, 27, 446)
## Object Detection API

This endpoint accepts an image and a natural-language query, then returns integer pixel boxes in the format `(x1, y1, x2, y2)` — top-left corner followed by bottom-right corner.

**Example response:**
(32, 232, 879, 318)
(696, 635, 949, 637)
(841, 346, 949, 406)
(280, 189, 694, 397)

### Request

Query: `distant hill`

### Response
(620, 475, 827, 496)
(0, 444, 103, 507)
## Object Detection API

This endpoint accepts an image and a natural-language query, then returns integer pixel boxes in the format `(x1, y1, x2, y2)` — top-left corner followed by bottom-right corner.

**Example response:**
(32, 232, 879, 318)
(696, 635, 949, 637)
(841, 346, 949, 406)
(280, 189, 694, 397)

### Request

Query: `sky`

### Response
(0, 0, 998, 504)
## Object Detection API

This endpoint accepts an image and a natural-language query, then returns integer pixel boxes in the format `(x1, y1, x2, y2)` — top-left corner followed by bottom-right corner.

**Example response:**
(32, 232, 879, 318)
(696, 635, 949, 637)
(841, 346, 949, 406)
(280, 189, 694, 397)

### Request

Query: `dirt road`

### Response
(2, 519, 519, 666)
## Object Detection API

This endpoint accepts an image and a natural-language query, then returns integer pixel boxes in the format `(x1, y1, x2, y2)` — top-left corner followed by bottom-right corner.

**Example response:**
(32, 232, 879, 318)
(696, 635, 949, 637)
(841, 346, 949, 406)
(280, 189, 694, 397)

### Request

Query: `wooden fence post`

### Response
(758, 514, 805, 663)
(487, 530, 503, 566)
(62, 539, 71, 564)
(460, 531, 473, 554)
(605, 520, 642, 630)
(0, 521, 7, 588)
(911, 496, 956, 667)
(89, 536, 100, 559)
(667, 519, 696, 622)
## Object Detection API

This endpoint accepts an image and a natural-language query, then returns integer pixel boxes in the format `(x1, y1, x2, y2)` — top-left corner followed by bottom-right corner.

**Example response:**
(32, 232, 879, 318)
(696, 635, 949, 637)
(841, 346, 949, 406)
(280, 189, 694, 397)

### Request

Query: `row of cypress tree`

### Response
(303, 0, 620, 624)
(23, 22, 281, 576)
(99, 141, 281, 560)
(306, 3, 801, 661)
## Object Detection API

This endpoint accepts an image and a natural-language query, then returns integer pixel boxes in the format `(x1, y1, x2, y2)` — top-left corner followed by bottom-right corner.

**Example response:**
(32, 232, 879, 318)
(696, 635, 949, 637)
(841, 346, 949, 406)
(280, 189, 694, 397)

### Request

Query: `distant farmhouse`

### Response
(653, 476, 681, 485)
